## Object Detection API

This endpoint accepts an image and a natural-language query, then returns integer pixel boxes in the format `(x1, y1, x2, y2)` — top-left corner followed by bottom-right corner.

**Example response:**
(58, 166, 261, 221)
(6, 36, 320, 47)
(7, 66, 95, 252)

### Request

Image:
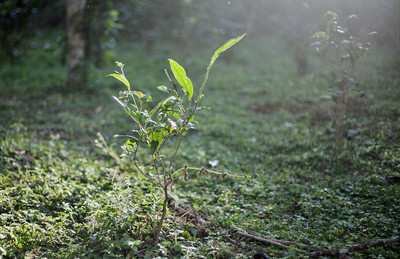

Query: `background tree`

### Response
(66, 0, 87, 89)
(1, 0, 399, 91)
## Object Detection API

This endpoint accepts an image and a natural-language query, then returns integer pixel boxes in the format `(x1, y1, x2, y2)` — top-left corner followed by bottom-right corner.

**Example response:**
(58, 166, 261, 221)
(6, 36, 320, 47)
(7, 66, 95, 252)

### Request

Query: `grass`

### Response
(0, 32, 399, 258)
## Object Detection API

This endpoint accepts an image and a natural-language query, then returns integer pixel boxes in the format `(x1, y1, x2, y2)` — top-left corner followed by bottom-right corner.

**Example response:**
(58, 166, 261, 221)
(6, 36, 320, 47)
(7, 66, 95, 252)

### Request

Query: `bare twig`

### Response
(307, 236, 400, 257)
(229, 229, 400, 258)
(234, 230, 290, 249)
(248, 231, 320, 251)
(223, 235, 285, 257)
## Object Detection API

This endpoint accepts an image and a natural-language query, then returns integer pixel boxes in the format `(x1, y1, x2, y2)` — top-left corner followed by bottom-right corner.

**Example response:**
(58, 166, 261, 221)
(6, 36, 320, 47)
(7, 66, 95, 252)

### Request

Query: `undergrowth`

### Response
(0, 33, 399, 258)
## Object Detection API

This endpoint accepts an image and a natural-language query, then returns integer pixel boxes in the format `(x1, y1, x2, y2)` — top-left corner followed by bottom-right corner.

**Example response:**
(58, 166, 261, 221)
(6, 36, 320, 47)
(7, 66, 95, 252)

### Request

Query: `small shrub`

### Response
(108, 34, 246, 244)
(311, 11, 376, 157)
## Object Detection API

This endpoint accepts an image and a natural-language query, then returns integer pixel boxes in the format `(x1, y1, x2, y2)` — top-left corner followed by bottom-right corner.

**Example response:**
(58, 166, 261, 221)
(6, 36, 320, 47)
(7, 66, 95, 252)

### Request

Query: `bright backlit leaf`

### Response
(169, 59, 193, 99)
(211, 33, 246, 63)
(107, 73, 130, 90)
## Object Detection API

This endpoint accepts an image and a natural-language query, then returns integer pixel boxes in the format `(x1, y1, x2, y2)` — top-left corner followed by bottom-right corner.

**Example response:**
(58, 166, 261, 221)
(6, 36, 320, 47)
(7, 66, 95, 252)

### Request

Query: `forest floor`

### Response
(1, 33, 400, 258)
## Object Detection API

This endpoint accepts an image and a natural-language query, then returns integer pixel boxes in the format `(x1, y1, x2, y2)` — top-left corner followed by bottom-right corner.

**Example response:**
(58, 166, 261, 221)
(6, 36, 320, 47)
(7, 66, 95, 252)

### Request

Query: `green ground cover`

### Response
(0, 33, 399, 258)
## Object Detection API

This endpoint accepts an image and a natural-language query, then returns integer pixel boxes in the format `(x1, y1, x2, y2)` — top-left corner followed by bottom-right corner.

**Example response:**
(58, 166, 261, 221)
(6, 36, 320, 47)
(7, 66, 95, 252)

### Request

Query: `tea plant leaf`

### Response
(312, 31, 326, 40)
(125, 138, 138, 152)
(149, 129, 168, 154)
(133, 91, 144, 98)
(107, 73, 130, 90)
(169, 59, 193, 99)
(344, 14, 359, 23)
(324, 10, 338, 19)
(168, 119, 177, 133)
(365, 31, 378, 41)
(197, 33, 246, 100)
(157, 85, 170, 93)
(141, 94, 152, 103)
(149, 140, 160, 155)
(211, 33, 246, 63)
(150, 96, 177, 117)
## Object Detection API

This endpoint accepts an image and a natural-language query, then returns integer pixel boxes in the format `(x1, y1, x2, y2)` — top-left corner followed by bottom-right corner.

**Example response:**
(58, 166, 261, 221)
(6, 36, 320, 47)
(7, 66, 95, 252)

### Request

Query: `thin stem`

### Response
(167, 104, 199, 176)
(131, 149, 163, 186)
(172, 166, 247, 179)
(167, 132, 185, 175)
(197, 60, 214, 102)
(128, 112, 147, 135)
(152, 159, 163, 189)
(153, 185, 168, 245)
(334, 43, 356, 158)
(156, 149, 168, 186)
(129, 92, 139, 112)
(334, 81, 346, 158)
(334, 45, 344, 158)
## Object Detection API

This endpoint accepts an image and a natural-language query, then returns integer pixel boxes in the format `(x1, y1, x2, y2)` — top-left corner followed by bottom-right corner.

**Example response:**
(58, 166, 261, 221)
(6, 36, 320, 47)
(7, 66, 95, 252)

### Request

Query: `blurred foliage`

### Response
(1, 0, 399, 70)
(85, 0, 121, 67)
(0, 0, 64, 61)
(1, 0, 399, 54)
(0, 0, 400, 90)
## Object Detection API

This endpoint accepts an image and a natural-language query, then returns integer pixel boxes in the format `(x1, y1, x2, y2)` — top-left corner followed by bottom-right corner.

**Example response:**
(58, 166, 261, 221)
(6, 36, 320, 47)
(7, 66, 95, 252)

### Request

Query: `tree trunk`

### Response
(66, 0, 87, 89)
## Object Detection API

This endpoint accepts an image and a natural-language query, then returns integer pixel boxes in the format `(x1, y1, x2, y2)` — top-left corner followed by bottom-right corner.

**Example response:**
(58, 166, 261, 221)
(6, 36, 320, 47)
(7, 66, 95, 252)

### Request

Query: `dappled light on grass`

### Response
(1, 1, 400, 257)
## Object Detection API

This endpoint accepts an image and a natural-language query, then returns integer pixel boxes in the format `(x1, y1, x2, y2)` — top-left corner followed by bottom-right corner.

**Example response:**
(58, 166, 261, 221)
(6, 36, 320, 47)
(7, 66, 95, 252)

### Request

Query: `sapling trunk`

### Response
(154, 185, 168, 244)
(334, 79, 347, 158)
(312, 11, 373, 159)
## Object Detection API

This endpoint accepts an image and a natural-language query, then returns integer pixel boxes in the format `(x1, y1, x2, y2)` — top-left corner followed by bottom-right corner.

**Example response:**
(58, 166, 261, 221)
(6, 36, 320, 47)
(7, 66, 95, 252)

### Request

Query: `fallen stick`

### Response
(230, 229, 400, 258)
(223, 235, 285, 257)
(307, 236, 400, 257)
(234, 230, 290, 249)
(248, 231, 320, 251)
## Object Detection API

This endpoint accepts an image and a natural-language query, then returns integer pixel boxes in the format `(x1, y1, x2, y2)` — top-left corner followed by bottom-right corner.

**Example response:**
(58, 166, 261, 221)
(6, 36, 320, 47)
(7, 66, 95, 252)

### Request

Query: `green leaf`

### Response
(150, 96, 177, 117)
(343, 14, 358, 24)
(107, 73, 130, 90)
(148, 129, 168, 154)
(142, 94, 152, 103)
(133, 91, 144, 99)
(162, 96, 178, 107)
(324, 10, 338, 19)
(125, 138, 137, 152)
(146, 120, 156, 130)
(168, 119, 177, 133)
(138, 111, 149, 125)
(169, 59, 193, 99)
(190, 227, 197, 237)
(167, 111, 181, 121)
(211, 33, 246, 63)
(149, 140, 160, 155)
(312, 31, 326, 40)
(365, 31, 377, 41)
(157, 85, 170, 93)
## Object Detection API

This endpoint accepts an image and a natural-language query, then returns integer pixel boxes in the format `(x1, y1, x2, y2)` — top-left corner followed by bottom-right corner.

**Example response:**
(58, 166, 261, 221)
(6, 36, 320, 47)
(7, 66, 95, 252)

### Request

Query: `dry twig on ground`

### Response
(225, 228, 400, 258)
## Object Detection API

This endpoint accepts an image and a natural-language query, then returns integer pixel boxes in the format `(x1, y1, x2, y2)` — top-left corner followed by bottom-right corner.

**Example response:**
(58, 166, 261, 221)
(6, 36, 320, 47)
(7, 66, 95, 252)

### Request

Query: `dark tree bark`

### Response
(66, 0, 87, 89)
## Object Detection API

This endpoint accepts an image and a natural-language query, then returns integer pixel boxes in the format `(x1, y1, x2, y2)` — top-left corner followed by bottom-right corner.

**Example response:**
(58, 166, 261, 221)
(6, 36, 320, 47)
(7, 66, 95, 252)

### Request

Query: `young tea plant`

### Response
(107, 34, 246, 244)
(311, 11, 375, 158)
